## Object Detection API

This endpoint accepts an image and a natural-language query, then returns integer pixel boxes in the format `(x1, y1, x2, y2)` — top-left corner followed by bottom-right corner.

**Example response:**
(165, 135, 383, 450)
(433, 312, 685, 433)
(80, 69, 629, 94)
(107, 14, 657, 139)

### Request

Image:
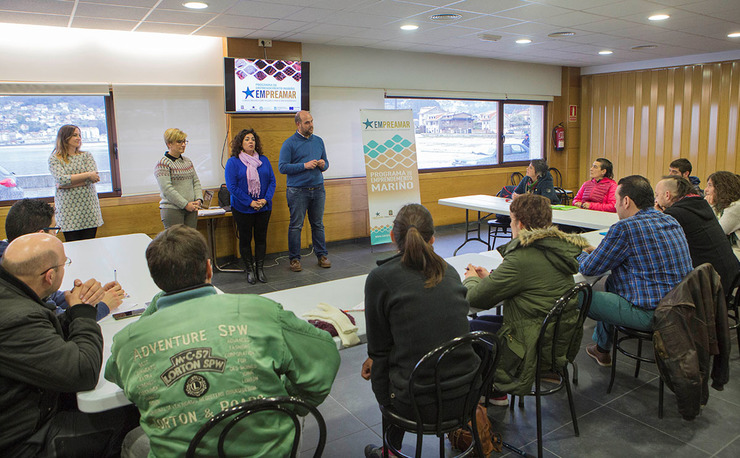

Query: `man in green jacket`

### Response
(105, 225, 340, 457)
(464, 194, 589, 397)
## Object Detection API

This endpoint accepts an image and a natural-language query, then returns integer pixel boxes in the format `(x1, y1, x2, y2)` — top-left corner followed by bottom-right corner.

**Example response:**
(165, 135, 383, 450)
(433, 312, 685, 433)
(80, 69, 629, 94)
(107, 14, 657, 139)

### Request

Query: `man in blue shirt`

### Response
(279, 110, 331, 272)
(579, 175, 693, 366)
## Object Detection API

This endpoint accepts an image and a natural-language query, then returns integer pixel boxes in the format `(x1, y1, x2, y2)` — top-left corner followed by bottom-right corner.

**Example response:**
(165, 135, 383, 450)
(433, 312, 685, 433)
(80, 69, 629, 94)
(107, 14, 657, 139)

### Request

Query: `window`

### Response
(0, 94, 120, 203)
(384, 97, 545, 170)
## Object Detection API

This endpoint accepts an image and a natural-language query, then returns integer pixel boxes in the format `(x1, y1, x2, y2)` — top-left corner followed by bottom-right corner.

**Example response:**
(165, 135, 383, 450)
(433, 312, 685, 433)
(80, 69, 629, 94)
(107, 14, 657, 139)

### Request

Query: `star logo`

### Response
(243, 87, 255, 99)
(363, 118, 374, 129)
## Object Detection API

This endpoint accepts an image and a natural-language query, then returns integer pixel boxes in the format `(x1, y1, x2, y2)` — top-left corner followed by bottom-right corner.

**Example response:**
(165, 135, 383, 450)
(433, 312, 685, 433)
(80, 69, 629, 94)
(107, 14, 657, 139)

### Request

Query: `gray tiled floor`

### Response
(211, 224, 740, 457)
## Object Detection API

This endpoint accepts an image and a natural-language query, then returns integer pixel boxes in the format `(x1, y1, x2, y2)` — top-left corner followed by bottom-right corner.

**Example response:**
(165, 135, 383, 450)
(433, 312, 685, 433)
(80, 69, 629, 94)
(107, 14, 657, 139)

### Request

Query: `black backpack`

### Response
(218, 184, 231, 210)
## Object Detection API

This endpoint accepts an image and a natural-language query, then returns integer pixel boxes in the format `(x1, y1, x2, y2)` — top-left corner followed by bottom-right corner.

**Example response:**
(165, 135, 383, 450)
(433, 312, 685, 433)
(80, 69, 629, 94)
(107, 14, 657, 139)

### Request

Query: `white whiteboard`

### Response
(113, 85, 228, 196)
(310, 86, 385, 179)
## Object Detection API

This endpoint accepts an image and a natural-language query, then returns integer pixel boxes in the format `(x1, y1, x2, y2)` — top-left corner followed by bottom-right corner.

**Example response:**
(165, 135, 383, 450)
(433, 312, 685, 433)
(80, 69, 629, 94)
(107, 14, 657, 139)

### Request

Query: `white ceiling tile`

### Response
(208, 15, 276, 29)
(0, 11, 69, 27)
(300, 22, 370, 36)
(533, 0, 615, 8)
(143, 9, 216, 25)
(260, 19, 310, 33)
(0, 0, 74, 15)
(678, 0, 740, 14)
(70, 17, 138, 31)
(283, 7, 336, 22)
(351, 0, 436, 18)
(75, 3, 149, 21)
(192, 25, 256, 38)
(453, 0, 532, 15)
(585, 0, 671, 18)
(540, 11, 608, 28)
(575, 18, 641, 33)
(83, 0, 160, 7)
(225, 1, 303, 19)
(320, 11, 396, 27)
(494, 4, 574, 22)
(135, 22, 200, 34)
(325, 36, 384, 47)
(454, 15, 522, 29)
(158, 0, 237, 13)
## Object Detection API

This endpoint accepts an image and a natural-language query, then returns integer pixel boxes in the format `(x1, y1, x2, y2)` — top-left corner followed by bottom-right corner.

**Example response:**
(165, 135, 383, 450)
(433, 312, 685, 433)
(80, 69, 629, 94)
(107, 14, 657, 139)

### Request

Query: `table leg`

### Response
(207, 217, 245, 273)
(452, 210, 491, 256)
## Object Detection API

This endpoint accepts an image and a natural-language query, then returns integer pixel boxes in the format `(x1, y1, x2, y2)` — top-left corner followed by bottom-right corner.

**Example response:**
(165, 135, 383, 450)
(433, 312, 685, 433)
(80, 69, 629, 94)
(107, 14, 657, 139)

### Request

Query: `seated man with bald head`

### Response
(0, 233, 137, 457)
(655, 175, 739, 292)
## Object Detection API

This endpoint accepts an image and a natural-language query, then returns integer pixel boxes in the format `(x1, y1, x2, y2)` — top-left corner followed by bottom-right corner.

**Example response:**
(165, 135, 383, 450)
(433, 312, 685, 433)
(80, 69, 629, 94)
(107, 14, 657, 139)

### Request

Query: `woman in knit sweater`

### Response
(705, 171, 740, 260)
(48, 124, 104, 241)
(154, 128, 203, 229)
(572, 157, 617, 212)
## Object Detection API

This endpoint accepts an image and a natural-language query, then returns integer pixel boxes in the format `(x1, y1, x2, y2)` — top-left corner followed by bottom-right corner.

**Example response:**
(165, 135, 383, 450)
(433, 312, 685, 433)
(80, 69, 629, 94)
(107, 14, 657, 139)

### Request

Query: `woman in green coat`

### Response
(464, 194, 589, 398)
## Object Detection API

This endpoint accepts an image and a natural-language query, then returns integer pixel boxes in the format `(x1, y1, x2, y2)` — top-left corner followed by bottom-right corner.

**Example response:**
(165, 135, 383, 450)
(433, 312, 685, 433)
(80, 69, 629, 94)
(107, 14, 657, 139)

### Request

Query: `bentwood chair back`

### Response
(186, 396, 326, 458)
(379, 331, 499, 458)
(508, 282, 593, 458)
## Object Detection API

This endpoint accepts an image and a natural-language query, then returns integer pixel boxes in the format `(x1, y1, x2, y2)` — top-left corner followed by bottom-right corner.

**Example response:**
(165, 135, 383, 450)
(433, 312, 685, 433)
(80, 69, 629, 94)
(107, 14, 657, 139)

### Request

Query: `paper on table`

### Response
(198, 208, 226, 216)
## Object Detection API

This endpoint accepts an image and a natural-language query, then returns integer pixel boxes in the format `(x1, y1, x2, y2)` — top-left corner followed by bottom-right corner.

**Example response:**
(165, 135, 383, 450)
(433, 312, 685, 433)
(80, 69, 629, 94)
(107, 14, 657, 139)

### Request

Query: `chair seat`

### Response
(379, 405, 462, 434)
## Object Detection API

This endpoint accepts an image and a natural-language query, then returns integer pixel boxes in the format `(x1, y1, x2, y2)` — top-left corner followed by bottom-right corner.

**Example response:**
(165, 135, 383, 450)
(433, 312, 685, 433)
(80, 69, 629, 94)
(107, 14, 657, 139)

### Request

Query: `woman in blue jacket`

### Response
(225, 129, 276, 284)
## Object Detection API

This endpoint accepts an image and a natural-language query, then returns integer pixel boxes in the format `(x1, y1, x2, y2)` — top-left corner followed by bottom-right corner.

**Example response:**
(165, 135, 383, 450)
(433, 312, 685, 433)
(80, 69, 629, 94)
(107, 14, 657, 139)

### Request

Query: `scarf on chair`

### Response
(239, 152, 262, 198)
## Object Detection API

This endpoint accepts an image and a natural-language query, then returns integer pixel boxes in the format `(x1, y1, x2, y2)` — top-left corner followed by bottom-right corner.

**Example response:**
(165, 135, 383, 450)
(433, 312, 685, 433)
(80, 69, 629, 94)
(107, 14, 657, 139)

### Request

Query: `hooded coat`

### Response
(463, 227, 590, 395)
(664, 196, 739, 292)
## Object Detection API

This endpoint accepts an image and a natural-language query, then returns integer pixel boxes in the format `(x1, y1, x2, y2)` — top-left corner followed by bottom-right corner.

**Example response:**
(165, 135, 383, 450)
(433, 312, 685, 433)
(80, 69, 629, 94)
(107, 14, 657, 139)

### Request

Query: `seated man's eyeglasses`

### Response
(39, 257, 72, 276)
(43, 226, 61, 235)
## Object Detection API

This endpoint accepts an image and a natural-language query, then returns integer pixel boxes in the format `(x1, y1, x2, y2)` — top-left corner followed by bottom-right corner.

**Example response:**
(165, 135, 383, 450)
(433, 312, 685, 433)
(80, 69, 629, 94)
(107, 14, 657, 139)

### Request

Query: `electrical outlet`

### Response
(258, 39, 273, 47)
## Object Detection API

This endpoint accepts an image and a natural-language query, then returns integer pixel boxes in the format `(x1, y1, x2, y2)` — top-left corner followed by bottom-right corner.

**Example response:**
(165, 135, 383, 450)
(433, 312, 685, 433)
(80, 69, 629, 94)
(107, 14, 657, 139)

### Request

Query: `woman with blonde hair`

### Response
(48, 124, 103, 241)
(155, 128, 202, 229)
(362, 203, 479, 457)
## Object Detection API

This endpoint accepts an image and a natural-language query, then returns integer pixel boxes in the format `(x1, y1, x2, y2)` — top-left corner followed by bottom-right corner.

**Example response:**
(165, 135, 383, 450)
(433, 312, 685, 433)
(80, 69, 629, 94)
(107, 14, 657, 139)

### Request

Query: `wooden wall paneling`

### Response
(702, 65, 718, 171)
(731, 62, 740, 172)
(690, 66, 705, 173)
(652, 69, 667, 179)
(665, 67, 678, 164)
(716, 62, 731, 170)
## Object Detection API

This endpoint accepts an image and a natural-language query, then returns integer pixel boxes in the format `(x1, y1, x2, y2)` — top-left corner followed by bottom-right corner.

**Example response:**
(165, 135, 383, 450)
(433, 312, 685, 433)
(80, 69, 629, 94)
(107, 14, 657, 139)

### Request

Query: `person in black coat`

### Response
(512, 159, 560, 204)
(655, 176, 739, 292)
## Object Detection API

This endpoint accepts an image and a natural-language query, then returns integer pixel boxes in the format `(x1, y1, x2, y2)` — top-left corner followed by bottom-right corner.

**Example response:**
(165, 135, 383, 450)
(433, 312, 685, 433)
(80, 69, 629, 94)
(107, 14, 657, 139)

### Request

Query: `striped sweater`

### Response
(154, 154, 202, 210)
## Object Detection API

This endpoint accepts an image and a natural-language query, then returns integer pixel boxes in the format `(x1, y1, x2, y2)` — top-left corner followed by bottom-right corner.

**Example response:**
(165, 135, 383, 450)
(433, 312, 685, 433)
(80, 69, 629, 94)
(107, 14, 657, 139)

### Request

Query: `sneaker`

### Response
(489, 394, 509, 406)
(318, 255, 331, 268)
(364, 444, 397, 458)
(586, 344, 612, 367)
(289, 259, 302, 272)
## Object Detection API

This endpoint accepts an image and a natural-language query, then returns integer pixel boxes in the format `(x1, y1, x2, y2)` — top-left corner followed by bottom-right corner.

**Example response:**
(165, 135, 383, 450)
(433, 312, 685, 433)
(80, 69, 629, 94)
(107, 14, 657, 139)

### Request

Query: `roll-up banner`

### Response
(360, 109, 421, 245)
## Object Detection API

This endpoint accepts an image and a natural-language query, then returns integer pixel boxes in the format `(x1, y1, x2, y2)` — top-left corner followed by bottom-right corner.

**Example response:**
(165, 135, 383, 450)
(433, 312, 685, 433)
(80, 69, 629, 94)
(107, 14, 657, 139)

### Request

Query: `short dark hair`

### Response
(661, 175, 694, 201)
(146, 225, 209, 292)
(617, 175, 654, 209)
(670, 158, 692, 175)
(510, 194, 552, 229)
(5, 199, 55, 242)
(595, 157, 614, 179)
(531, 159, 549, 177)
(230, 128, 263, 157)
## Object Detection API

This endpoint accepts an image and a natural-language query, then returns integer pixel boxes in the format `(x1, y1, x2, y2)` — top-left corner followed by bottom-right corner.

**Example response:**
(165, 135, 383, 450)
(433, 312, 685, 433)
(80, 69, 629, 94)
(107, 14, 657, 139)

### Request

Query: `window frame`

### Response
(384, 96, 548, 173)
(0, 91, 122, 206)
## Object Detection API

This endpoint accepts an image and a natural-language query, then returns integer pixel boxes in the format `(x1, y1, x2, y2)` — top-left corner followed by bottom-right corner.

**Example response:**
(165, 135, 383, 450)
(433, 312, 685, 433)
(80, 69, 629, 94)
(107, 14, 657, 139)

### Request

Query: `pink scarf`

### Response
(239, 152, 262, 198)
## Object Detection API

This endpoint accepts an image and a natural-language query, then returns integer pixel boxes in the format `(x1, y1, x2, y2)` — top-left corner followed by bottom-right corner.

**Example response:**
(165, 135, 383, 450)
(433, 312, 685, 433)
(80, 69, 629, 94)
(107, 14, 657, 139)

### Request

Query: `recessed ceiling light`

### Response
(182, 1, 208, 9)
(516, 38, 532, 44)
(598, 50, 613, 55)
(430, 13, 462, 21)
(729, 32, 740, 38)
(648, 14, 670, 21)
(478, 34, 502, 42)
(400, 24, 419, 31)
(548, 31, 576, 38)
(632, 44, 658, 50)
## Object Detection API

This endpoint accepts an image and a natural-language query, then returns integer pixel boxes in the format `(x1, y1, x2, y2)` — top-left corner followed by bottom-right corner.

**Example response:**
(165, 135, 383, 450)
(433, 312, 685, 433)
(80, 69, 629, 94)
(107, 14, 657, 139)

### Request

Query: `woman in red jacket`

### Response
(572, 158, 617, 212)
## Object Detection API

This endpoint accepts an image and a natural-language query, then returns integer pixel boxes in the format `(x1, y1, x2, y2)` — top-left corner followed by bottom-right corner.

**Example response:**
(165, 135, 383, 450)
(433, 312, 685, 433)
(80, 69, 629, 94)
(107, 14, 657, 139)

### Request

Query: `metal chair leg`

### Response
(563, 366, 579, 436)
(607, 328, 618, 394)
(634, 338, 642, 378)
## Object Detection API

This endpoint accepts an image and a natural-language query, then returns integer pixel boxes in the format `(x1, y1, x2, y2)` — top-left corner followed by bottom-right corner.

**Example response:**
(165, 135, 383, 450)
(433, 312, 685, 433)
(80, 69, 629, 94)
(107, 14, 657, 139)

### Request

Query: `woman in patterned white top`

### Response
(154, 128, 203, 229)
(48, 124, 103, 241)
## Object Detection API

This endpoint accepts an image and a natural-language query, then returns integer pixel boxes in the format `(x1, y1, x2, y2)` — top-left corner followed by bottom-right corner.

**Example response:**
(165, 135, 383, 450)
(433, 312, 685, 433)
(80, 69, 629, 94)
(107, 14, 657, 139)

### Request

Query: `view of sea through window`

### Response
(384, 97, 543, 170)
(0, 95, 113, 202)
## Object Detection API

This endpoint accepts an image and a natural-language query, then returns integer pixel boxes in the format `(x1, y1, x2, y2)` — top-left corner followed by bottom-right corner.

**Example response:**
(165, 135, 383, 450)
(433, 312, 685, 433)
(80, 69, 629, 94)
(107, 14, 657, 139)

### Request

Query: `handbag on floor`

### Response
(447, 404, 502, 456)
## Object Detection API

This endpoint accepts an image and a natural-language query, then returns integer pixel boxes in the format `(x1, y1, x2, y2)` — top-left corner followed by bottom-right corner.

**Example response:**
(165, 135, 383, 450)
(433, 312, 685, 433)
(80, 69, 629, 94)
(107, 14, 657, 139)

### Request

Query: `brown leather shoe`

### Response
(318, 256, 331, 268)
(586, 344, 612, 367)
(289, 259, 302, 272)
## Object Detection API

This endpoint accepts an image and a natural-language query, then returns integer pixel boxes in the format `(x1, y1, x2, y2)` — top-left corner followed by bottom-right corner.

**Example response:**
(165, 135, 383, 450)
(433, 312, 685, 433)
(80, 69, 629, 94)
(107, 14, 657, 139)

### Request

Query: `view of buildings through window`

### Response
(0, 95, 113, 202)
(385, 97, 544, 170)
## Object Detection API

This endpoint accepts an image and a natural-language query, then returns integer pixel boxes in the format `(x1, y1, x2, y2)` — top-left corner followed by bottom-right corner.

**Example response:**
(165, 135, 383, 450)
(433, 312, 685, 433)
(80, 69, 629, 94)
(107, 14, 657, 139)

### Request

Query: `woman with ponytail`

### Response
(361, 203, 479, 457)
